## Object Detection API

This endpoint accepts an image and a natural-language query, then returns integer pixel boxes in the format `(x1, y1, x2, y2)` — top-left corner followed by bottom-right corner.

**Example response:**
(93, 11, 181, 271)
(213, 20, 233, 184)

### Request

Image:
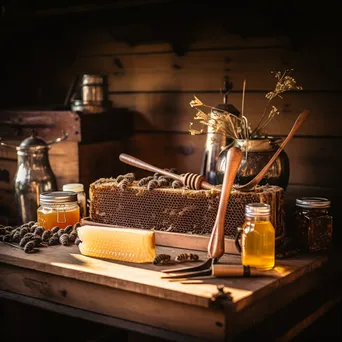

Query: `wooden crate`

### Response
(0, 109, 134, 225)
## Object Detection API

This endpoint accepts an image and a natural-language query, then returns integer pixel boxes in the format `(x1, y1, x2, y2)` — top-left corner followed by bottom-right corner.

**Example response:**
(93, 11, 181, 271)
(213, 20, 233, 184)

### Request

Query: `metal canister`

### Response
(295, 197, 333, 251)
(70, 74, 111, 113)
(81, 74, 108, 104)
(0, 130, 68, 224)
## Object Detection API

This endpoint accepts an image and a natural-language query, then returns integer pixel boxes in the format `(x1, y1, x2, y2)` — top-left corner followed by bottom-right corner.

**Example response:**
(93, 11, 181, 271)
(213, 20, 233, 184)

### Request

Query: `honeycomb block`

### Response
(89, 178, 284, 239)
(77, 225, 156, 263)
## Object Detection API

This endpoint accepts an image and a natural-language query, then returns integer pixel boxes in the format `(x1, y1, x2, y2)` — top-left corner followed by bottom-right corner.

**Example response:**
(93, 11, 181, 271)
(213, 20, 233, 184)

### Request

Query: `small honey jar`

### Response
(295, 197, 333, 252)
(37, 191, 80, 230)
(235, 203, 275, 270)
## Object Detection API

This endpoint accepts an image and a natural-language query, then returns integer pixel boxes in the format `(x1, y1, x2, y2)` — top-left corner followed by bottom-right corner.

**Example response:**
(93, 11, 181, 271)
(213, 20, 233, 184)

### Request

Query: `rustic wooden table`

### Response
(0, 243, 341, 342)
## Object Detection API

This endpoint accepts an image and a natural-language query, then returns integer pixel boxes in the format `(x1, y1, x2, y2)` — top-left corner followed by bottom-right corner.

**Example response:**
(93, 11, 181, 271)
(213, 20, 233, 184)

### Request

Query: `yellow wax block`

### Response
(77, 225, 156, 263)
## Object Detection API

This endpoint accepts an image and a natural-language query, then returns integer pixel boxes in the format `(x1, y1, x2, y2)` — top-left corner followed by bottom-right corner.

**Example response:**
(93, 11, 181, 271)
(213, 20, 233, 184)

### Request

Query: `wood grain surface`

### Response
(0, 242, 329, 310)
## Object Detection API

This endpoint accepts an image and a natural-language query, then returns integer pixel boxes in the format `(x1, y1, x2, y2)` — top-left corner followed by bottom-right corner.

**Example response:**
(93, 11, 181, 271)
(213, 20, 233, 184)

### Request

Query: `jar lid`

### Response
(296, 197, 330, 208)
(245, 203, 270, 217)
(40, 191, 78, 205)
(63, 183, 84, 192)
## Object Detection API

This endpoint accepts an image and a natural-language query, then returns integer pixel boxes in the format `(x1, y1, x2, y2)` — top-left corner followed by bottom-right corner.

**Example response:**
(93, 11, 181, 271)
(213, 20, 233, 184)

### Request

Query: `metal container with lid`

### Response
(0, 130, 68, 224)
(69, 74, 112, 113)
(295, 197, 333, 251)
(37, 191, 80, 230)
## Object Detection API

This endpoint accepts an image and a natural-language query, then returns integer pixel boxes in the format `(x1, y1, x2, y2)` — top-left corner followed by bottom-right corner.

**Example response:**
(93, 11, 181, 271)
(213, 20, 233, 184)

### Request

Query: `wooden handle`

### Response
(119, 153, 219, 191)
(212, 264, 281, 277)
(212, 264, 245, 277)
(208, 147, 242, 259)
(236, 109, 309, 191)
(119, 153, 183, 182)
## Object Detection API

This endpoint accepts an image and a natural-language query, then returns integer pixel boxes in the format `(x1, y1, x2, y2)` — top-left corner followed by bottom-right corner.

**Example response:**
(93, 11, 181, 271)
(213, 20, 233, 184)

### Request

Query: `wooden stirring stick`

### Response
(119, 153, 219, 191)
(235, 109, 309, 192)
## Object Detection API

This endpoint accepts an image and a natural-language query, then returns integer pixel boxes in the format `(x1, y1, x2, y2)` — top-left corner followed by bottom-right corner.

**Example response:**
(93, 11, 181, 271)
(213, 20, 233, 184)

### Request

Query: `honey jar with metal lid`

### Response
(37, 191, 80, 230)
(235, 203, 275, 270)
(295, 197, 333, 252)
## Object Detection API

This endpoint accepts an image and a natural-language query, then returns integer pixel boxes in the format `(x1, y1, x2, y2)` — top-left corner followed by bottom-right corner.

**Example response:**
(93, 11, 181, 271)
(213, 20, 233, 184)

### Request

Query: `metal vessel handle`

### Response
(46, 131, 69, 146)
(0, 138, 18, 149)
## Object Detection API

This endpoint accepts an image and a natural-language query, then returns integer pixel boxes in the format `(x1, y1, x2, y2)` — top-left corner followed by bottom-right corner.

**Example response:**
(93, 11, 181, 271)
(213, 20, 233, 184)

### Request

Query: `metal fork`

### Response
(161, 146, 243, 279)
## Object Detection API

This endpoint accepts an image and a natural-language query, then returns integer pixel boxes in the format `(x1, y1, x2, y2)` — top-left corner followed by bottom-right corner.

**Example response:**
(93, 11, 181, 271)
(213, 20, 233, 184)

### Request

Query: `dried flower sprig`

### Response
(189, 105, 250, 140)
(189, 69, 303, 140)
(251, 69, 303, 137)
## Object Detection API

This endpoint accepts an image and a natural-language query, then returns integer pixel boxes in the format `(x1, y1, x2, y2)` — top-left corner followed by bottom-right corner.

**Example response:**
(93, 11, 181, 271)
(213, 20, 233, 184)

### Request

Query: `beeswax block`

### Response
(77, 225, 156, 263)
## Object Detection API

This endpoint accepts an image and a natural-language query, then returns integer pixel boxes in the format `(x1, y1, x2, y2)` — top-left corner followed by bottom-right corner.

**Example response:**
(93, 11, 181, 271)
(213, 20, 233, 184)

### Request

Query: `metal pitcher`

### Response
(0, 130, 68, 224)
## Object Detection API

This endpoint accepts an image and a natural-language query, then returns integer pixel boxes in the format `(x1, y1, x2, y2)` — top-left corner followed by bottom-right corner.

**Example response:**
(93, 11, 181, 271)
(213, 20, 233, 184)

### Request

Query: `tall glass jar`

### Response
(235, 203, 275, 270)
(37, 191, 80, 230)
(62, 183, 87, 218)
(295, 197, 333, 252)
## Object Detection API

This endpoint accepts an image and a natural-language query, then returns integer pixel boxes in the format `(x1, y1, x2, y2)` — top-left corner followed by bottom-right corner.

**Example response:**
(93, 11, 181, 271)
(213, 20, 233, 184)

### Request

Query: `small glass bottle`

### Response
(37, 191, 80, 230)
(295, 197, 333, 252)
(62, 183, 86, 219)
(235, 203, 275, 270)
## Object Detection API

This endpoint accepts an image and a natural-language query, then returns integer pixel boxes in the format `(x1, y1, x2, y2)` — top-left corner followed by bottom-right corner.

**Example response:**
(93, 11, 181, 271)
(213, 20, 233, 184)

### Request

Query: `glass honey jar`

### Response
(295, 197, 333, 252)
(37, 191, 80, 230)
(235, 203, 275, 270)
(62, 183, 86, 218)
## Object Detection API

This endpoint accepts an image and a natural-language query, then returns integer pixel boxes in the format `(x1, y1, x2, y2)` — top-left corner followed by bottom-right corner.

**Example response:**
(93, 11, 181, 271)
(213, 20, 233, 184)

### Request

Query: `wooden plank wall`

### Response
(1, 17, 341, 236)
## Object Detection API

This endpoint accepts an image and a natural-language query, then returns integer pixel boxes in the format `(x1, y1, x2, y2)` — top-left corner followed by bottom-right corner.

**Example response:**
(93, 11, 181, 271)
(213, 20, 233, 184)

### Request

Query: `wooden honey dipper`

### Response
(119, 153, 219, 191)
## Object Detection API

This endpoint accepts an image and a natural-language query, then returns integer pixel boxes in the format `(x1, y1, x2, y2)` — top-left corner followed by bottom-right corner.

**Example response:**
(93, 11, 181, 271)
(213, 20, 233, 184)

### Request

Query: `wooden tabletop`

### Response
(0, 242, 340, 341)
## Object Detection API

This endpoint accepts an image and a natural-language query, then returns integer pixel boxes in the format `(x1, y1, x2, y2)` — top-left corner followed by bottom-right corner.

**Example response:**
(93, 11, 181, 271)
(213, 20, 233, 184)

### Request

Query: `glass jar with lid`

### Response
(235, 203, 275, 270)
(37, 191, 80, 230)
(295, 197, 333, 252)
(62, 183, 86, 218)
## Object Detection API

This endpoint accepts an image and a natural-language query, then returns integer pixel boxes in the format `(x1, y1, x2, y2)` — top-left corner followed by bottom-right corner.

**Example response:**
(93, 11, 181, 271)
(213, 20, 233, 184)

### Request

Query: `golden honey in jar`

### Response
(37, 191, 80, 230)
(235, 203, 275, 270)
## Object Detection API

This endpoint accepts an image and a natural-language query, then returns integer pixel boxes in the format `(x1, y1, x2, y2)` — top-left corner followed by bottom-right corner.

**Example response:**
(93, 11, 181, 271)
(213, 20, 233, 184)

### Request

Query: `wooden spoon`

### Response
(235, 109, 309, 192)
(208, 146, 242, 259)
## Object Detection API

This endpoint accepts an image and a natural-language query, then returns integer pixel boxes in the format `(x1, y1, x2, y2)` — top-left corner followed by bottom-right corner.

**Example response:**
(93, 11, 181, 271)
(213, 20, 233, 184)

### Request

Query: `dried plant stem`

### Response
(226, 115, 239, 139)
(251, 70, 287, 136)
(251, 98, 272, 137)
(258, 112, 277, 132)
(241, 79, 246, 118)
(189, 69, 302, 141)
(242, 116, 249, 139)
